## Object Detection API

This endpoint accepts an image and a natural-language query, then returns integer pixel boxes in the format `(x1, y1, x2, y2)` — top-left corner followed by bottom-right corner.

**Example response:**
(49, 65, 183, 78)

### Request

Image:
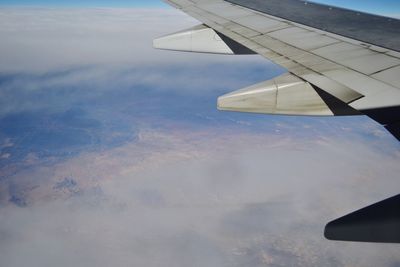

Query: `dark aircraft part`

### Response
(385, 122, 400, 141)
(361, 106, 400, 141)
(226, 0, 400, 52)
(324, 194, 400, 243)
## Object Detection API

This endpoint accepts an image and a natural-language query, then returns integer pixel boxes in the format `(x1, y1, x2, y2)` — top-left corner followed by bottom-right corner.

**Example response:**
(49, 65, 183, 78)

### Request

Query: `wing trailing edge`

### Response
(157, 0, 400, 141)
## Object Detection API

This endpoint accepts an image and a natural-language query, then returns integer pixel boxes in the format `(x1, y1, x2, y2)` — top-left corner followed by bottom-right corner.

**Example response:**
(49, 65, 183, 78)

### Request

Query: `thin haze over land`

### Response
(0, 6, 399, 267)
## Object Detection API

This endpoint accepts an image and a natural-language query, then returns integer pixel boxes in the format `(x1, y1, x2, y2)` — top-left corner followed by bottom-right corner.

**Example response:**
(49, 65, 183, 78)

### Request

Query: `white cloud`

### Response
(0, 8, 265, 73)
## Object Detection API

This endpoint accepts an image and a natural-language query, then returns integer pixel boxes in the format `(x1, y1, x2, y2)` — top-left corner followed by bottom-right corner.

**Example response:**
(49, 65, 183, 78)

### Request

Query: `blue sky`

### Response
(0, 0, 399, 16)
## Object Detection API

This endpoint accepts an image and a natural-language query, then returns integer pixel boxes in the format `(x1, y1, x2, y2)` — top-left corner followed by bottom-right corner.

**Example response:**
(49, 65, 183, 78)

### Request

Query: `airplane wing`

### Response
(154, 0, 400, 141)
(155, 0, 400, 244)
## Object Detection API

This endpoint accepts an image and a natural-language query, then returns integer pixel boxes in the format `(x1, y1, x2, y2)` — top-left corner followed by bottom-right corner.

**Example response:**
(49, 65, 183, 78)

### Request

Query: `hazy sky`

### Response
(0, 0, 399, 16)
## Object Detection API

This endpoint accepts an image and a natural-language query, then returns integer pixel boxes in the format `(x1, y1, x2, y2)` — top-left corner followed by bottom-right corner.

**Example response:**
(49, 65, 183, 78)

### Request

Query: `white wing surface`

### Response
(154, 0, 400, 140)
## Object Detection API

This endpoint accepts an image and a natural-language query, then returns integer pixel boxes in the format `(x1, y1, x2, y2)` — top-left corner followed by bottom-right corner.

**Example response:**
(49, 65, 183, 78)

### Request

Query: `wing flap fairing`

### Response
(218, 73, 361, 116)
(153, 24, 255, 55)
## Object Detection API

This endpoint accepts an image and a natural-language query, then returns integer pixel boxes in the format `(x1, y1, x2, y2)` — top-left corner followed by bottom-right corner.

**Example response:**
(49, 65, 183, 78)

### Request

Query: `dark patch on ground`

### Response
(8, 195, 27, 207)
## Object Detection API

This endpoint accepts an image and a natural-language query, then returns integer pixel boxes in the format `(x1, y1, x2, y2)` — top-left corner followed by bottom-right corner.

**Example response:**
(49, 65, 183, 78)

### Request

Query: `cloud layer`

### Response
(0, 7, 399, 267)
(0, 8, 268, 73)
(1, 132, 400, 267)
